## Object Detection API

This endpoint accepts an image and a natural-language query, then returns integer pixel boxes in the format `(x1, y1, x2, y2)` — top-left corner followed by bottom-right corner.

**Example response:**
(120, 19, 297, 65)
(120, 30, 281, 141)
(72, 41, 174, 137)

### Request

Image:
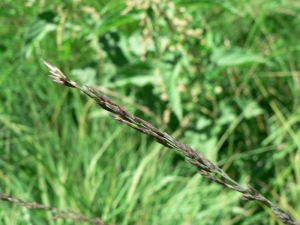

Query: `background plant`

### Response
(1, 0, 300, 224)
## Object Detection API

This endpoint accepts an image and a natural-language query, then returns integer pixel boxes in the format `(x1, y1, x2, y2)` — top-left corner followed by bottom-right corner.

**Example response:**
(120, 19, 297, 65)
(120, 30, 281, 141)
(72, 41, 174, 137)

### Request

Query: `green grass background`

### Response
(1, 0, 300, 224)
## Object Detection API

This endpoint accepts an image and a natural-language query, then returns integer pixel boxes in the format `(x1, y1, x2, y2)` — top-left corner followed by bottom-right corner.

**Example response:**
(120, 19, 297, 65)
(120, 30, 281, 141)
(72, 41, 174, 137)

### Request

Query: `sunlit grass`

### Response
(1, 0, 299, 224)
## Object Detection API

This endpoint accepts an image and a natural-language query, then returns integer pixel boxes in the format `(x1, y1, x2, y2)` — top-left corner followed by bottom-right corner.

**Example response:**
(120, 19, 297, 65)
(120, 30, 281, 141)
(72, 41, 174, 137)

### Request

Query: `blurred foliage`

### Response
(1, 0, 300, 224)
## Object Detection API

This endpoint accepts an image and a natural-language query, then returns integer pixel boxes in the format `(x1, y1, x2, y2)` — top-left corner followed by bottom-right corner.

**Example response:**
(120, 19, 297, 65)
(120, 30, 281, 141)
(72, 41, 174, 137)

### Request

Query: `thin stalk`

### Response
(0, 193, 107, 225)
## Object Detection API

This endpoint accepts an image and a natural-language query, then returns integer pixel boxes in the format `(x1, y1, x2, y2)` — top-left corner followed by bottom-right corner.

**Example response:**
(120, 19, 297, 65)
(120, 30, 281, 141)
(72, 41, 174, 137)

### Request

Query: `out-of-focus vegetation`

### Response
(1, 0, 300, 224)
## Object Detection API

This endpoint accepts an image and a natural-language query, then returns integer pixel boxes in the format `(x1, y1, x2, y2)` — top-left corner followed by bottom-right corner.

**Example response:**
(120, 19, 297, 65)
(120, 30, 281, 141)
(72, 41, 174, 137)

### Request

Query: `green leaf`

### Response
(196, 116, 212, 130)
(95, 14, 139, 37)
(176, 1, 244, 16)
(235, 97, 264, 119)
(23, 11, 57, 58)
(161, 58, 183, 121)
(211, 47, 270, 66)
(71, 68, 97, 86)
(217, 100, 237, 125)
(105, 75, 157, 88)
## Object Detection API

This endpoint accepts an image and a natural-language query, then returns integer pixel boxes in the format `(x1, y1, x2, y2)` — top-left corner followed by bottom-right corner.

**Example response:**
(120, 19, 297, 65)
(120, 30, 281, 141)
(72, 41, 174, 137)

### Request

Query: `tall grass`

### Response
(41, 59, 299, 225)
(1, 0, 300, 224)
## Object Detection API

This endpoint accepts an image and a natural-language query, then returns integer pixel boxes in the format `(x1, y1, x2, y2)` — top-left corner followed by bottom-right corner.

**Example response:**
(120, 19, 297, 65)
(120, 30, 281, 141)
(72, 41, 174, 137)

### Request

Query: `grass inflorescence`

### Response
(41, 59, 299, 225)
